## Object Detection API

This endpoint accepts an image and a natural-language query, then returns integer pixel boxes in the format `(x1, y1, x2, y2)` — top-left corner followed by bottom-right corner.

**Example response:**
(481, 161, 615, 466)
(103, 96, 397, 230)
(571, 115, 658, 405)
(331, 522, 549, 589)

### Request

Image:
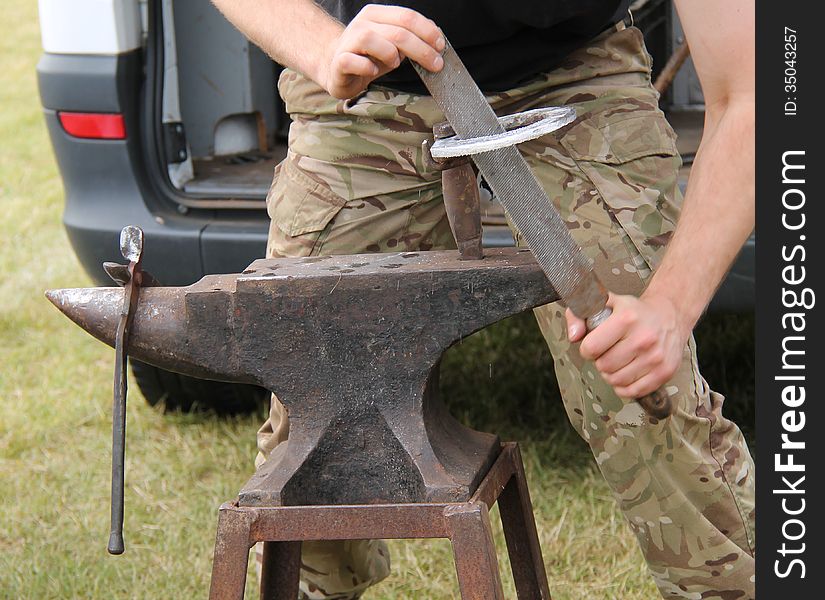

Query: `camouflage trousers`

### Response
(255, 24, 756, 600)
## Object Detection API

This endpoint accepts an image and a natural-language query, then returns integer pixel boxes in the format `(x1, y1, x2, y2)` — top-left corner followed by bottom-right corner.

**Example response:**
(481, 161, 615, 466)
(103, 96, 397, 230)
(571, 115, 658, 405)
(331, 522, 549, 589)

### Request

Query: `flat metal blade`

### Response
(414, 43, 607, 317)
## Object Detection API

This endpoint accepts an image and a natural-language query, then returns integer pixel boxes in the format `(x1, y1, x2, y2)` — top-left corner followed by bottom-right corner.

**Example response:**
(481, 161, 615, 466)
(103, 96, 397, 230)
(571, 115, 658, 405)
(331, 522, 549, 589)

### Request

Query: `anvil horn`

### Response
(45, 285, 248, 385)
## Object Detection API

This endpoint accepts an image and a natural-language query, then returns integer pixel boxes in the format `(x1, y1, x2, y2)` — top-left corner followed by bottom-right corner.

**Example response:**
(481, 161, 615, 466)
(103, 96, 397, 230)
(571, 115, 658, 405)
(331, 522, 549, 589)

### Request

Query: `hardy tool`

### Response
(107, 225, 148, 554)
(413, 41, 674, 419)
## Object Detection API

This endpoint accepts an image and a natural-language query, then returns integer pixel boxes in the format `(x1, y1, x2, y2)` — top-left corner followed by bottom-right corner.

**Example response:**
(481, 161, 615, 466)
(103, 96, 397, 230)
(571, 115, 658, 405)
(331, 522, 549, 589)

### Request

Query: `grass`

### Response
(0, 2, 753, 598)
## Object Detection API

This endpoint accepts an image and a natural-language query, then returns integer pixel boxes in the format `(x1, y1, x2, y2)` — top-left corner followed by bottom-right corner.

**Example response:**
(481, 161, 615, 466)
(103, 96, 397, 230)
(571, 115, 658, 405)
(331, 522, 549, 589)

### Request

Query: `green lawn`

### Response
(0, 2, 753, 598)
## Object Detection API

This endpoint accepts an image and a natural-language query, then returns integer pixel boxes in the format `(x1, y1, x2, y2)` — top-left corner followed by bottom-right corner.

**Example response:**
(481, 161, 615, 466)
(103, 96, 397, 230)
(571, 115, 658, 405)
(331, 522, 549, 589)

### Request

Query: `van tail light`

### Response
(58, 112, 126, 140)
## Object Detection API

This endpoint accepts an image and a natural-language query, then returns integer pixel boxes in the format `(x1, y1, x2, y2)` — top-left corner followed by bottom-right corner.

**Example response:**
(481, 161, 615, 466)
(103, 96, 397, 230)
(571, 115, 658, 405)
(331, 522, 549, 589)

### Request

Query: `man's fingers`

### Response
(578, 309, 632, 360)
(564, 308, 587, 342)
(373, 23, 443, 71)
(610, 347, 680, 397)
(334, 52, 379, 78)
(360, 4, 445, 50)
(600, 354, 647, 387)
(348, 27, 402, 69)
(614, 370, 668, 399)
(593, 339, 637, 376)
(325, 4, 445, 98)
(573, 292, 685, 399)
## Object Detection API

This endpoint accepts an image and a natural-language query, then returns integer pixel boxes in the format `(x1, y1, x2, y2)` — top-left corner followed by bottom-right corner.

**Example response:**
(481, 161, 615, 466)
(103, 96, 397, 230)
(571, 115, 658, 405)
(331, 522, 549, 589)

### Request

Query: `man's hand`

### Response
(321, 4, 445, 99)
(566, 293, 690, 398)
(211, 1, 444, 100)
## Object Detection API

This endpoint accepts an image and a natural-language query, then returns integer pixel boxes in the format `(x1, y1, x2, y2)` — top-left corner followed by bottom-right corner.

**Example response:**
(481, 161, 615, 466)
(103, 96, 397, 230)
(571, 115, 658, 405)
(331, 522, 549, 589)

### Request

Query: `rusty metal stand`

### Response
(208, 443, 550, 600)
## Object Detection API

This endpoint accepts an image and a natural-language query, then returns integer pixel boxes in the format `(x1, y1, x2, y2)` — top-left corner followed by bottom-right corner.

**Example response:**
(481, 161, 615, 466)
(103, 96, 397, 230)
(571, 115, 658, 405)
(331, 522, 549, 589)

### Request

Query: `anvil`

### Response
(47, 248, 557, 507)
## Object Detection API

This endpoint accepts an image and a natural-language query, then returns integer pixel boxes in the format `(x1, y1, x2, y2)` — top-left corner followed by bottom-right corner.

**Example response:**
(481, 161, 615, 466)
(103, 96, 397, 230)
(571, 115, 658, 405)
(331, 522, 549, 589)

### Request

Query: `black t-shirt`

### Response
(317, 0, 631, 93)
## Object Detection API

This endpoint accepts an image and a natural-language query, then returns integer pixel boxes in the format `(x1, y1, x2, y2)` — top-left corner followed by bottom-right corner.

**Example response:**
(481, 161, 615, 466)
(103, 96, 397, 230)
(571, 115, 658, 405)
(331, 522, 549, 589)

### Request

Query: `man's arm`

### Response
(210, 1, 444, 99)
(568, 0, 755, 399)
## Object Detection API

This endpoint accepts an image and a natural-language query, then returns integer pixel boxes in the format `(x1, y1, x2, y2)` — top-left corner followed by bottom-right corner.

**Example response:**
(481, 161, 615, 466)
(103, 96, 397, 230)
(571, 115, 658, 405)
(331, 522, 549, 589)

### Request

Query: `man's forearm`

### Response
(210, 0, 342, 84)
(644, 97, 755, 332)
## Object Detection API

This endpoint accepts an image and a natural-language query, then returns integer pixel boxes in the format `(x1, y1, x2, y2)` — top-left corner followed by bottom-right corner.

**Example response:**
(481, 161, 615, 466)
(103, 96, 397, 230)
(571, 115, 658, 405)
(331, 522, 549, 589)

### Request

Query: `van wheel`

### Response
(131, 360, 267, 416)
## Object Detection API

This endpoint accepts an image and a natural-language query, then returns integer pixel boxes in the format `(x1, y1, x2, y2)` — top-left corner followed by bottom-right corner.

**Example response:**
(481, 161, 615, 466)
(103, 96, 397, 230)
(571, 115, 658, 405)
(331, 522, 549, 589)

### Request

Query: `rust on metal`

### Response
(47, 248, 557, 509)
(446, 502, 506, 600)
(496, 444, 550, 599)
(208, 443, 551, 600)
(259, 541, 301, 600)
(424, 120, 484, 260)
(442, 162, 484, 260)
(563, 268, 610, 321)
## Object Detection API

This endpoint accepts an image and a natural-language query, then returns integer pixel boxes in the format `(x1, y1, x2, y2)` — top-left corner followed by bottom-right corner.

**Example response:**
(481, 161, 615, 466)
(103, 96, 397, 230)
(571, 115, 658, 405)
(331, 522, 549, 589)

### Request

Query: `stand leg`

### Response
(210, 506, 254, 600)
(260, 541, 302, 600)
(497, 447, 551, 600)
(447, 503, 506, 600)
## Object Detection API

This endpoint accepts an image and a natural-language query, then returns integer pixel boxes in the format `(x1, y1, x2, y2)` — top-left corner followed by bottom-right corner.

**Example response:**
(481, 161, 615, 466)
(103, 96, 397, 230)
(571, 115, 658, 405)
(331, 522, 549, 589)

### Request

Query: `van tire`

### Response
(131, 360, 267, 416)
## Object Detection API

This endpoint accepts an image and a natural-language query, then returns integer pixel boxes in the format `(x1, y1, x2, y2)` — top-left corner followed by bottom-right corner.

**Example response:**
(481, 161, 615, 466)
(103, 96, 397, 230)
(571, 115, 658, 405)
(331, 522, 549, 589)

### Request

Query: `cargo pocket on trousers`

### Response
(560, 110, 682, 276)
(266, 153, 347, 256)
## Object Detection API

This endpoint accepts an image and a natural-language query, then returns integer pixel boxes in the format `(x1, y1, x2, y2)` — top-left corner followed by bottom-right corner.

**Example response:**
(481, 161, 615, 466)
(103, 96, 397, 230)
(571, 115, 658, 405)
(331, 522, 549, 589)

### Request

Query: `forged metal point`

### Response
(45, 287, 126, 347)
(45, 287, 123, 316)
(44, 288, 61, 309)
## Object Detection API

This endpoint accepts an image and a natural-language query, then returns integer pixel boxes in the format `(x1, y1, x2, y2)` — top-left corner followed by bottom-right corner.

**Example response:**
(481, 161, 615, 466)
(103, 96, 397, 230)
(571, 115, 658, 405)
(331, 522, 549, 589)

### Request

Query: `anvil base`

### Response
(238, 364, 501, 507)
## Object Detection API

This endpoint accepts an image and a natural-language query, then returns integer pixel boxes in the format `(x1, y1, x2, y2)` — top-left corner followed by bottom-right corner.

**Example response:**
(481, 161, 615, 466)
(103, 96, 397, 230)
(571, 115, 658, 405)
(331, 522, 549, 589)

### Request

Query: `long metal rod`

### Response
(108, 227, 145, 554)
(108, 303, 129, 554)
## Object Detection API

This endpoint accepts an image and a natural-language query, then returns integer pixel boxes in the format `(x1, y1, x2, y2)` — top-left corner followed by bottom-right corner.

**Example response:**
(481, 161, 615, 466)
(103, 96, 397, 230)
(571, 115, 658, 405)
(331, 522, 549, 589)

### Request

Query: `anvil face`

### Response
(47, 248, 557, 506)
